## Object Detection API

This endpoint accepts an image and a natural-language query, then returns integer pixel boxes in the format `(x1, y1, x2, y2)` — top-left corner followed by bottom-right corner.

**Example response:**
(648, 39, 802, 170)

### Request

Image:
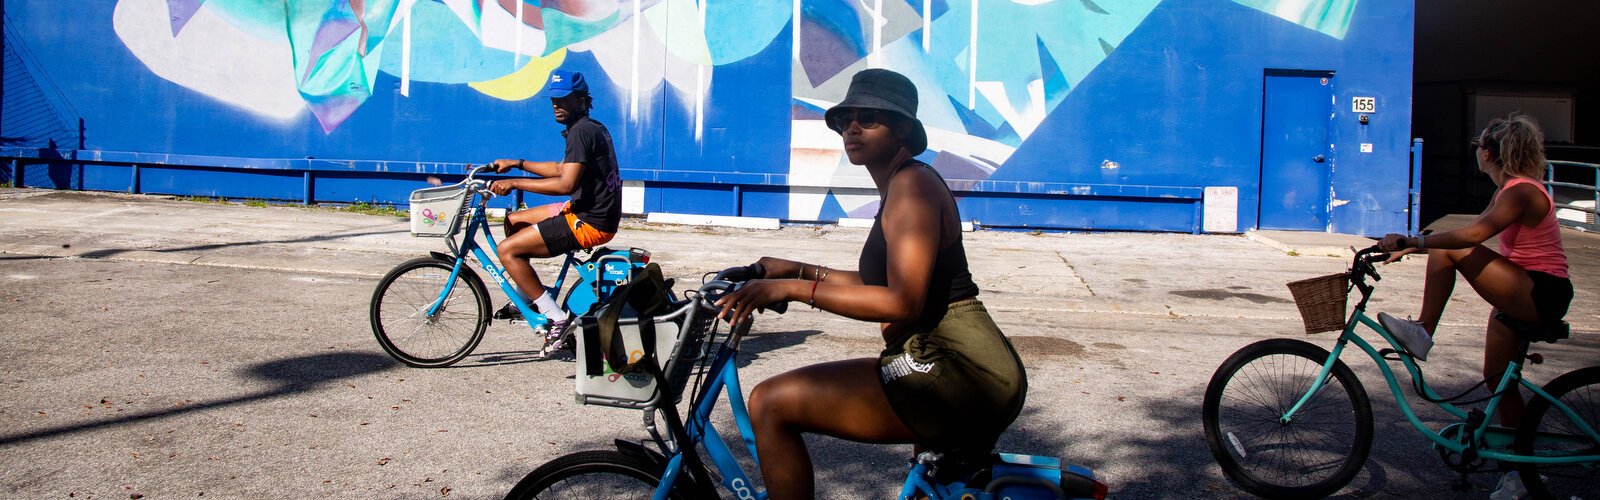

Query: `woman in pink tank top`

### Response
(1376, 114, 1573, 427)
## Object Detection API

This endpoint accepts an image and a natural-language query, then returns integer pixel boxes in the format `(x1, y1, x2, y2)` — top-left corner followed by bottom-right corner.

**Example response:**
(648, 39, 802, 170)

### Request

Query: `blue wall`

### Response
(1, 0, 1414, 236)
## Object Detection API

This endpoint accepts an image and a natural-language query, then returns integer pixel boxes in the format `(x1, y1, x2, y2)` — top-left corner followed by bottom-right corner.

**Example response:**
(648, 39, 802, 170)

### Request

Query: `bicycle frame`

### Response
(418, 168, 636, 331)
(1281, 251, 1600, 466)
(423, 198, 571, 328)
(641, 283, 1042, 500)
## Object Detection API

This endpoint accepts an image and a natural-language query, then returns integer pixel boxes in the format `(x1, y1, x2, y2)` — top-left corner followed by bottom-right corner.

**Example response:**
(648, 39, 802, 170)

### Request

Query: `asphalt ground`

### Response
(1, 188, 1596, 499)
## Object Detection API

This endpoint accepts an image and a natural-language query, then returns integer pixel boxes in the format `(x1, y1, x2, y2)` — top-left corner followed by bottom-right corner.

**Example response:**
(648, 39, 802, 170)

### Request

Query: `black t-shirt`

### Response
(561, 116, 622, 233)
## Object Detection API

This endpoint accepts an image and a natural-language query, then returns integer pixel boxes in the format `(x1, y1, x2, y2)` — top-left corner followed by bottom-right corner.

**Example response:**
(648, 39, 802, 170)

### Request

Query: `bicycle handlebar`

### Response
(1345, 244, 1390, 305)
(1356, 243, 1395, 264)
(460, 164, 495, 197)
(702, 263, 789, 315)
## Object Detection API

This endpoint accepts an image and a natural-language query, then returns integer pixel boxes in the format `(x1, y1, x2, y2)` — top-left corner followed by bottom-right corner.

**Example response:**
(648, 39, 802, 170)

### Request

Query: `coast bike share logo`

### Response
(418, 208, 447, 227)
(604, 349, 649, 382)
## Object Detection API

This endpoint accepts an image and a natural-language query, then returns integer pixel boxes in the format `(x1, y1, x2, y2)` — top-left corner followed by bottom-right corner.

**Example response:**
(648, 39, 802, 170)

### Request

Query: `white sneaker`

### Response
(1489, 471, 1527, 500)
(1378, 312, 1434, 361)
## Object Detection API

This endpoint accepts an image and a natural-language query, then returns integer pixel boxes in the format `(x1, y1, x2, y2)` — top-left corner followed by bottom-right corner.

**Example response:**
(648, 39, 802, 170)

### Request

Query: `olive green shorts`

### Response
(878, 299, 1027, 452)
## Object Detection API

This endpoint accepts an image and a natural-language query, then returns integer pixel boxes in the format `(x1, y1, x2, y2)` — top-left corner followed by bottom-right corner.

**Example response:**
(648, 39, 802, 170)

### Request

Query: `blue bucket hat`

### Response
(824, 69, 928, 155)
(542, 69, 588, 98)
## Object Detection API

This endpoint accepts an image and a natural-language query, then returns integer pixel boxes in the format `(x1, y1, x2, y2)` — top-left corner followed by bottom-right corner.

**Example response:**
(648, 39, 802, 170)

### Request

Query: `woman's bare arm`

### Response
(717, 170, 943, 326)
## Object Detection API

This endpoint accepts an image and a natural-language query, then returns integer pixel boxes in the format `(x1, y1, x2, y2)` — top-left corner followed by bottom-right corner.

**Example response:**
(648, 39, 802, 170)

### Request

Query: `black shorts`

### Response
(1529, 270, 1574, 325)
(535, 214, 580, 256)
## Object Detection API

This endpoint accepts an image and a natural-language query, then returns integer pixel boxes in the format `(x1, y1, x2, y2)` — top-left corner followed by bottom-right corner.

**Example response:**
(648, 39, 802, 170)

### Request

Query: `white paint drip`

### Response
(400, 2, 412, 96)
(631, 0, 641, 120)
(968, 0, 978, 109)
(695, 0, 707, 142)
(922, 0, 931, 52)
(513, 0, 524, 69)
(793, 0, 802, 61)
(872, 0, 884, 68)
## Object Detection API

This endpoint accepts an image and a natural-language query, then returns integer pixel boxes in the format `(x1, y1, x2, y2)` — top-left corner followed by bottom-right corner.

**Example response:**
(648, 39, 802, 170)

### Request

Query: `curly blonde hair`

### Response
(1478, 114, 1547, 179)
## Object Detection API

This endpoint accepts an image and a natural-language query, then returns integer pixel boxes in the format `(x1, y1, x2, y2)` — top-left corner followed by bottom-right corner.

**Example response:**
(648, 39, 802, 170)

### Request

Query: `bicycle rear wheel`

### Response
(1202, 338, 1373, 499)
(369, 257, 490, 367)
(1514, 366, 1600, 499)
(505, 450, 675, 500)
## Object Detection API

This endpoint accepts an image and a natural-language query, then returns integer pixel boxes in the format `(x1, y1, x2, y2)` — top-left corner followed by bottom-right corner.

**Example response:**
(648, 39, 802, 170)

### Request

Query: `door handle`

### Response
(1312, 154, 1326, 163)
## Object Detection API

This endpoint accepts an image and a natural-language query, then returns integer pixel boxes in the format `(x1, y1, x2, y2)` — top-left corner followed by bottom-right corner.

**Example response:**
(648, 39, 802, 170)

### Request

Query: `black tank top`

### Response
(858, 161, 981, 338)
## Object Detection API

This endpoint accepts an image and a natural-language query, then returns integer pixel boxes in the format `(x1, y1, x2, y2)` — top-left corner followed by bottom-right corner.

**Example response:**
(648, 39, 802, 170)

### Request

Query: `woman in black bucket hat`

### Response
(716, 68, 1028, 498)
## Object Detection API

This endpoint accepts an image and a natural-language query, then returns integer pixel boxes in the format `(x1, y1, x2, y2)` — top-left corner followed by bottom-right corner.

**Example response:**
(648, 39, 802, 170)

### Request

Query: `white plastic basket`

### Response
(409, 185, 469, 237)
(574, 304, 705, 409)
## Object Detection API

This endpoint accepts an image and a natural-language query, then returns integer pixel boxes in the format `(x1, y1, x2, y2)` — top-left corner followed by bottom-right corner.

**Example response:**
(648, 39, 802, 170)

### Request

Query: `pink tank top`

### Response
(1497, 177, 1568, 278)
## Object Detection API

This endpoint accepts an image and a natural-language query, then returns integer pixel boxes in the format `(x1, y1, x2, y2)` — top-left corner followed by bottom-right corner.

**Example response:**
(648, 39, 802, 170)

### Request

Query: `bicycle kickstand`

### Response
(1451, 471, 1472, 492)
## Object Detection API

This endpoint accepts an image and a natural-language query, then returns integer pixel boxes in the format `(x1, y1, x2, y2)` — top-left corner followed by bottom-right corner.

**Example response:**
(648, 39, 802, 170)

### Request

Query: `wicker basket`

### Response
(1286, 273, 1349, 334)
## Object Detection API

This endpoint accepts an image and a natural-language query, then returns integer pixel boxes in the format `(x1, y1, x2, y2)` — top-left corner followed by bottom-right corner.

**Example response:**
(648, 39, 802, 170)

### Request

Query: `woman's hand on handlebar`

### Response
(714, 279, 797, 325)
(1380, 247, 1421, 265)
(1377, 233, 1413, 252)
(489, 179, 518, 196)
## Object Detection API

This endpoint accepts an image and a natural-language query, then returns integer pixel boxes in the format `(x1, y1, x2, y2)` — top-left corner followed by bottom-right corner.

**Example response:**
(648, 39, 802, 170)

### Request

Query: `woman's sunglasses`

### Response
(827, 109, 890, 133)
(1470, 136, 1500, 158)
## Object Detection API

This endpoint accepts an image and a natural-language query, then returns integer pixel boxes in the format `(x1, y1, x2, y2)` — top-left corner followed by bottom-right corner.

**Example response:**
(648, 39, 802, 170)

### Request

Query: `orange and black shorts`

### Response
(535, 204, 615, 255)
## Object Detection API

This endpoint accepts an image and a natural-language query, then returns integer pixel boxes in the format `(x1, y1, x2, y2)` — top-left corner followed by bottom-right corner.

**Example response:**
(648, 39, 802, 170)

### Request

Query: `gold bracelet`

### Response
(817, 267, 829, 282)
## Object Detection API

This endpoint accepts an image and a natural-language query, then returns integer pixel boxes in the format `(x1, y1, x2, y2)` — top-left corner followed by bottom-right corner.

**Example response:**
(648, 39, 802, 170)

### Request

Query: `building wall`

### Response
(1, 0, 1415, 236)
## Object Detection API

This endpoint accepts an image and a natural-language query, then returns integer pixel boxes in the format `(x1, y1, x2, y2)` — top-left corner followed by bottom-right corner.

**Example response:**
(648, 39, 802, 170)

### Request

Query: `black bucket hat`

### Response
(824, 69, 928, 155)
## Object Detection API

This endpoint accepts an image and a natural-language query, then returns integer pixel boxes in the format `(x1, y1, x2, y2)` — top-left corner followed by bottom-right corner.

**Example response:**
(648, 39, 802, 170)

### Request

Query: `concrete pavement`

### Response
(1, 188, 1596, 498)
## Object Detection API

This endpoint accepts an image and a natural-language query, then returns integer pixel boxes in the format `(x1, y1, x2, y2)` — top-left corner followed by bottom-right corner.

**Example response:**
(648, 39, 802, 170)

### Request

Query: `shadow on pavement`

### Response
(0, 255, 56, 261)
(75, 228, 399, 260)
(735, 329, 825, 368)
(0, 351, 397, 447)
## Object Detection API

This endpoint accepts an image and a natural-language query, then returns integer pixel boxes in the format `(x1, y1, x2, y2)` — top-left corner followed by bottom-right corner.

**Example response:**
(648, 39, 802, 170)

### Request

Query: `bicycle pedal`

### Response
(1378, 348, 1405, 361)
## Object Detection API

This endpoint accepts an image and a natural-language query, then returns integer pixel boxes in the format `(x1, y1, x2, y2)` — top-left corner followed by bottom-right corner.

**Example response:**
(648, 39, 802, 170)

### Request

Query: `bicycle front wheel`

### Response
(1514, 366, 1600, 499)
(505, 450, 675, 500)
(1202, 338, 1373, 499)
(369, 257, 491, 367)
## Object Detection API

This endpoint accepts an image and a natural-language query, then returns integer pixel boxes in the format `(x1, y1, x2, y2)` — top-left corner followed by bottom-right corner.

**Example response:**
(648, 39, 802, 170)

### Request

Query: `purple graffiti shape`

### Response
(166, 0, 207, 37)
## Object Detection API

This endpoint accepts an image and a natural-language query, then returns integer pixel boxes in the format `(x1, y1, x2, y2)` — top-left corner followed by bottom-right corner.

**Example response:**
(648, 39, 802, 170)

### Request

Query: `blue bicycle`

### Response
(504, 265, 1108, 499)
(369, 164, 649, 368)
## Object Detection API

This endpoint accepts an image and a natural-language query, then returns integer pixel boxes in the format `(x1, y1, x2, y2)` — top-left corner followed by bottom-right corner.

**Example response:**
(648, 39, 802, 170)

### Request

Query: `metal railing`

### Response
(1546, 160, 1599, 230)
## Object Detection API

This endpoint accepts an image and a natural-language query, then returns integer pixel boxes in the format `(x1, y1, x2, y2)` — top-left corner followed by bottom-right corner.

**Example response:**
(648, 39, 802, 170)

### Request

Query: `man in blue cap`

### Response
(488, 69, 623, 334)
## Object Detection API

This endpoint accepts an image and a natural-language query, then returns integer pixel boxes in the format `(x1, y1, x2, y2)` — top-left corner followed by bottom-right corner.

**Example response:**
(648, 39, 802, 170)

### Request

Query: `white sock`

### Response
(532, 291, 567, 322)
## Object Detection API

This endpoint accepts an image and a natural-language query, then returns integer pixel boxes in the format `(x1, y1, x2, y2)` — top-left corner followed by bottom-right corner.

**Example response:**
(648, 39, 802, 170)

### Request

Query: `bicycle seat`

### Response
(1494, 312, 1570, 344)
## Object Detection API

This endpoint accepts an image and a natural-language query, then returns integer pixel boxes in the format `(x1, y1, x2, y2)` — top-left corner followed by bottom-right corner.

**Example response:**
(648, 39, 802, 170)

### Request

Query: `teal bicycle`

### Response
(369, 164, 649, 367)
(1202, 245, 1597, 499)
(505, 264, 1108, 499)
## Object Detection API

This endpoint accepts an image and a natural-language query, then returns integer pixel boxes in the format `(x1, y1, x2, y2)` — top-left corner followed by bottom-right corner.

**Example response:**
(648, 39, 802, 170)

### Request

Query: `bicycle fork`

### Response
(1279, 338, 1353, 424)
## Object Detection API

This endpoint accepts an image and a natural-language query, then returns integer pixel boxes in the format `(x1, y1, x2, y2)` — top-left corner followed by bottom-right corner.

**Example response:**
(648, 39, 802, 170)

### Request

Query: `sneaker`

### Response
(1489, 471, 1527, 500)
(546, 318, 572, 343)
(493, 302, 523, 321)
(539, 318, 573, 355)
(1378, 312, 1434, 361)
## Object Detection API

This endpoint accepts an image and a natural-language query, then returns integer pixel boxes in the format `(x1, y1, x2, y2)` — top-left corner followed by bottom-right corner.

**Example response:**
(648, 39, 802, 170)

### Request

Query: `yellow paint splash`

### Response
(468, 49, 569, 101)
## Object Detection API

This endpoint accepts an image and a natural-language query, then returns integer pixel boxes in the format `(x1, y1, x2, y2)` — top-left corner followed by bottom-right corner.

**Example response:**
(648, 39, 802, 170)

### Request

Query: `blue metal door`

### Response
(1259, 73, 1333, 231)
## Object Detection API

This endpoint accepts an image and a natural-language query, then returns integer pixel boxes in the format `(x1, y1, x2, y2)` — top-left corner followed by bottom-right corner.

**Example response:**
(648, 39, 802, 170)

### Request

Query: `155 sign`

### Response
(1351, 97, 1376, 113)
